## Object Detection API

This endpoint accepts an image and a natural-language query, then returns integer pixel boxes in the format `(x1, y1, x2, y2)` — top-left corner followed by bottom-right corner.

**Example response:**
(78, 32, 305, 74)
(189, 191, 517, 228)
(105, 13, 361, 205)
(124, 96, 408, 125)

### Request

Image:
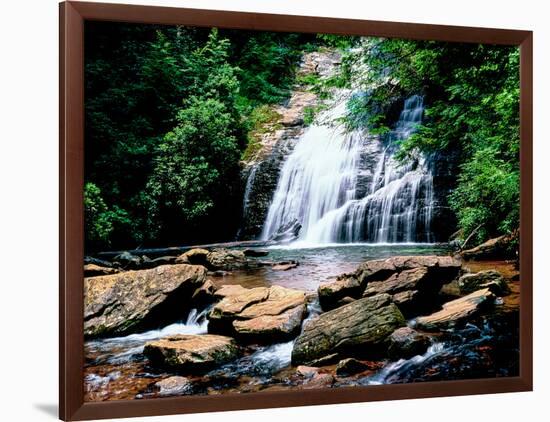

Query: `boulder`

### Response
(208, 285, 307, 342)
(84, 264, 119, 277)
(233, 305, 306, 341)
(296, 365, 319, 378)
(387, 327, 431, 359)
(212, 284, 249, 300)
(144, 334, 240, 372)
(319, 255, 461, 312)
(457, 270, 510, 296)
(291, 294, 406, 365)
(206, 248, 249, 271)
(154, 376, 193, 396)
(335, 358, 370, 376)
(175, 248, 210, 266)
(415, 288, 496, 330)
(84, 264, 207, 337)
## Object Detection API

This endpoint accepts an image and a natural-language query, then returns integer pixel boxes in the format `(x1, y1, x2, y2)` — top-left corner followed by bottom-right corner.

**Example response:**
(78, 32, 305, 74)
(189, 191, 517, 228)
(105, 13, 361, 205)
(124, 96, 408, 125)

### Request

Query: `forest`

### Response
(84, 22, 519, 252)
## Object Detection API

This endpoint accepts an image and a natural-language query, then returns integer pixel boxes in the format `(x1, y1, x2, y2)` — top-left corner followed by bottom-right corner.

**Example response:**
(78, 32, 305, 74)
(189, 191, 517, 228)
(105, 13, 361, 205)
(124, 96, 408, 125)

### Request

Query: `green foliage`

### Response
(84, 183, 131, 246)
(241, 105, 283, 161)
(84, 22, 317, 249)
(351, 38, 520, 242)
(144, 97, 241, 241)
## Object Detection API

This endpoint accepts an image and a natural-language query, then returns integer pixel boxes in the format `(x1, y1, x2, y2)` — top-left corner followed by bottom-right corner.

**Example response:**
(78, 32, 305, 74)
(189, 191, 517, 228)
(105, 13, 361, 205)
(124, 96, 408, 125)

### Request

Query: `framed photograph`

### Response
(60, 1, 532, 420)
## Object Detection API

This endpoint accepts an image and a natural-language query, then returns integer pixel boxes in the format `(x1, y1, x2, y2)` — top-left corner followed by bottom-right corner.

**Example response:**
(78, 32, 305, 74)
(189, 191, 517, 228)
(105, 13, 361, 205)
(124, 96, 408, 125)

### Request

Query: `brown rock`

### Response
(144, 334, 240, 372)
(296, 365, 319, 378)
(206, 248, 249, 271)
(461, 232, 517, 260)
(272, 262, 299, 271)
(415, 288, 496, 330)
(301, 373, 334, 389)
(175, 248, 210, 265)
(84, 264, 207, 337)
(209, 285, 307, 342)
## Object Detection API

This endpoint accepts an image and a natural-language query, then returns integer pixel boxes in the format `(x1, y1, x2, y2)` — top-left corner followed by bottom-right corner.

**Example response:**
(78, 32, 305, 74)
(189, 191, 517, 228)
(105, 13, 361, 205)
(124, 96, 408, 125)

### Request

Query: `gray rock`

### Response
(387, 327, 431, 359)
(291, 294, 406, 365)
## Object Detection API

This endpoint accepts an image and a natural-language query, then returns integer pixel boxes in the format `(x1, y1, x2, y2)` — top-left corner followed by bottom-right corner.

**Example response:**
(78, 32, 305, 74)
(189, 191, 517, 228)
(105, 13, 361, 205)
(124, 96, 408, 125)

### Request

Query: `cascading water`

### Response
(261, 93, 435, 244)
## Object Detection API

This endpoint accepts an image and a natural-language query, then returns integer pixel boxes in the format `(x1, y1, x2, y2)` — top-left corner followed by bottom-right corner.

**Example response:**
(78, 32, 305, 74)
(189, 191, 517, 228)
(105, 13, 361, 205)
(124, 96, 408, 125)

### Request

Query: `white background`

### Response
(0, 0, 547, 420)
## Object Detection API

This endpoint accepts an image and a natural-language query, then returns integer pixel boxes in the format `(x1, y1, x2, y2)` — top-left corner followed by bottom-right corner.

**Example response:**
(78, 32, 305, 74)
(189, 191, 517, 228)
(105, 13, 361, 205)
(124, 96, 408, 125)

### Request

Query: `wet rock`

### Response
(154, 376, 193, 396)
(84, 256, 115, 268)
(387, 327, 431, 359)
(113, 251, 142, 269)
(457, 270, 510, 296)
(243, 248, 269, 257)
(84, 264, 207, 337)
(208, 285, 307, 342)
(415, 288, 496, 330)
(268, 219, 302, 243)
(212, 284, 249, 299)
(318, 276, 361, 311)
(335, 358, 370, 376)
(292, 294, 406, 365)
(144, 334, 240, 372)
(84, 264, 119, 277)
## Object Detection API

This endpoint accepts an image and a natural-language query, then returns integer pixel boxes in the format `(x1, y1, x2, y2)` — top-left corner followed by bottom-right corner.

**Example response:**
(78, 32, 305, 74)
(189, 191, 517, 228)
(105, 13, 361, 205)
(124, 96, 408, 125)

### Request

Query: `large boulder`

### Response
(291, 294, 406, 365)
(318, 255, 462, 312)
(415, 288, 496, 330)
(461, 232, 518, 260)
(144, 334, 240, 372)
(208, 285, 307, 342)
(175, 248, 210, 266)
(84, 264, 207, 337)
(84, 264, 119, 277)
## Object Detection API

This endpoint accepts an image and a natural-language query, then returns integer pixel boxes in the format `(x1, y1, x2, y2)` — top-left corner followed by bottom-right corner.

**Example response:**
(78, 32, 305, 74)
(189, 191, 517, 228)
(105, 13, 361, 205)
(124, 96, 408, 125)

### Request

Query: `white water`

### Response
(261, 94, 434, 244)
(86, 308, 209, 365)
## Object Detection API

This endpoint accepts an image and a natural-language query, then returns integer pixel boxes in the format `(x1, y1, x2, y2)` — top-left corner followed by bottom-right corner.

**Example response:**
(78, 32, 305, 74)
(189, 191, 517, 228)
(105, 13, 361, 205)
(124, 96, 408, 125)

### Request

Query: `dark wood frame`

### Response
(60, 1, 533, 420)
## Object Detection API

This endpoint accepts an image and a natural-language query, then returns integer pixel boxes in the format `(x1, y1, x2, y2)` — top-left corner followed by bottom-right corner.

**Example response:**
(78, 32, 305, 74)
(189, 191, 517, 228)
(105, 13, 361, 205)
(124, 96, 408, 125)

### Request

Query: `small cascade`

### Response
(261, 94, 435, 244)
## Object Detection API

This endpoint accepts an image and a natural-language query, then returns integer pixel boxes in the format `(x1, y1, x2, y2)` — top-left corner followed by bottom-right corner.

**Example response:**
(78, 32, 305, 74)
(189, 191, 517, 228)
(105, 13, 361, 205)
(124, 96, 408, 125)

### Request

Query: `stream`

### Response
(84, 244, 519, 401)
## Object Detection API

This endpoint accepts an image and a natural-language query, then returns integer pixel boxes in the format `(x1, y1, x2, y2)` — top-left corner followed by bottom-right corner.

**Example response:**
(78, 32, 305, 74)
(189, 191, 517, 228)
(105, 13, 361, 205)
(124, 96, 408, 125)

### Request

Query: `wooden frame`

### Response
(59, 1, 533, 420)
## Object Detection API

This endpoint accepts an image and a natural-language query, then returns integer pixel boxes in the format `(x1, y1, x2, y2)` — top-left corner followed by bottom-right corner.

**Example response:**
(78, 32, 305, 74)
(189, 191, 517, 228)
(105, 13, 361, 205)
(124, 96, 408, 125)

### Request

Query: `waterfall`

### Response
(261, 94, 435, 244)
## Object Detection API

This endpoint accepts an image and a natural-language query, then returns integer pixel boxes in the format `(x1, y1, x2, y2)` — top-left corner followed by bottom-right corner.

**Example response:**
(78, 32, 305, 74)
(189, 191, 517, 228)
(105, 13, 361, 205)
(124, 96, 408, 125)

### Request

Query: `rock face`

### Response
(84, 264, 207, 337)
(415, 288, 496, 330)
(387, 327, 431, 359)
(319, 255, 462, 312)
(144, 334, 240, 372)
(457, 270, 510, 295)
(208, 285, 307, 342)
(291, 294, 406, 365)
(238, 51, 342, 240)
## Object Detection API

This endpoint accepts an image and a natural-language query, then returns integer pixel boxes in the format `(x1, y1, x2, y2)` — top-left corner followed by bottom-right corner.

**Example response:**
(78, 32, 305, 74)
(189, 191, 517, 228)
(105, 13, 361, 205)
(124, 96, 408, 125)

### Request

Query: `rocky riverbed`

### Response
(84, 245, 520, 402)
